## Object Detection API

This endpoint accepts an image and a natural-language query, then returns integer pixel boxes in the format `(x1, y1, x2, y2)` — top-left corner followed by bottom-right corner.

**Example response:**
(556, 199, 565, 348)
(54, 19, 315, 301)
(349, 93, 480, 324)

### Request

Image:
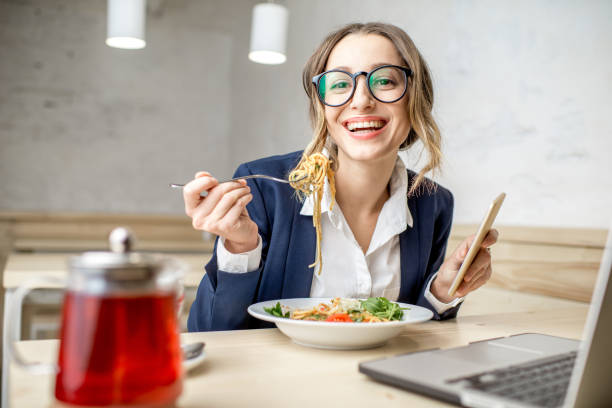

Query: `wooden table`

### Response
(7, 287, 589, 408)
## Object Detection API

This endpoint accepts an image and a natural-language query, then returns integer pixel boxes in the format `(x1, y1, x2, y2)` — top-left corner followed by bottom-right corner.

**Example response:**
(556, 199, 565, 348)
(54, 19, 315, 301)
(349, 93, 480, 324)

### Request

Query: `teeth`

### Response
(347, 120, 385, 131)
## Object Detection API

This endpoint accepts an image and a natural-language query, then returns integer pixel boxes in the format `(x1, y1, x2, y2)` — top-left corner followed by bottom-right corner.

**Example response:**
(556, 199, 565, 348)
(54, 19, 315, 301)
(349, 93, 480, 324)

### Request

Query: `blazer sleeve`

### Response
(187, 162, 271, 332)
(415, 187, 462, 320)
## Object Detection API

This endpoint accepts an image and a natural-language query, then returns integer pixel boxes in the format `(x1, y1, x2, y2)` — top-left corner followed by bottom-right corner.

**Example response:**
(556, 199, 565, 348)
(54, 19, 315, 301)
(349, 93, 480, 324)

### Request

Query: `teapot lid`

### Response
(69, 227, 168, 280)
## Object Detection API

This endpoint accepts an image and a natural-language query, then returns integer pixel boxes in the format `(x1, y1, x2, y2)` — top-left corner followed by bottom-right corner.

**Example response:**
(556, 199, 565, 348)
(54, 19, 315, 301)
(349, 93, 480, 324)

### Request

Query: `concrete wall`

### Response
(0, 0, 245, 214)
(1, 0, 611, 228)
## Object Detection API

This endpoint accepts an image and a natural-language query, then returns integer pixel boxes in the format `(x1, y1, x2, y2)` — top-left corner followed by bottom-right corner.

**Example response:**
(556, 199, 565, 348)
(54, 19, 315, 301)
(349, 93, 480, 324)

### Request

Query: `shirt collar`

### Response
(299, 155, 413, 230)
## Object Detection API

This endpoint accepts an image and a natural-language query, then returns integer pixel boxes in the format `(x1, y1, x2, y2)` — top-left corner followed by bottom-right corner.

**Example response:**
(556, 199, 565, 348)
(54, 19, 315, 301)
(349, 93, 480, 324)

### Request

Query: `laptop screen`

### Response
(564, 223, 612, 407)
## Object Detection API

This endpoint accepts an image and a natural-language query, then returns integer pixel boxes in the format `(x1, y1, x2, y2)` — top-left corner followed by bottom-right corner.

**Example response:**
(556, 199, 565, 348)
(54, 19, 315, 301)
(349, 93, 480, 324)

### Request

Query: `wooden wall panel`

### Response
(1, 212, 608, 302)
(447, 224, 606, 302)
(1, 212, 213, 253)
(450, 224, 607, 248)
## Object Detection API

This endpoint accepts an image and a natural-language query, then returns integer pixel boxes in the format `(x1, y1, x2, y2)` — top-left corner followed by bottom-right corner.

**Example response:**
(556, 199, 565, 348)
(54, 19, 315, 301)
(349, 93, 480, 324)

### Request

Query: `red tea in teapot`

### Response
(55, 291, 182, 406)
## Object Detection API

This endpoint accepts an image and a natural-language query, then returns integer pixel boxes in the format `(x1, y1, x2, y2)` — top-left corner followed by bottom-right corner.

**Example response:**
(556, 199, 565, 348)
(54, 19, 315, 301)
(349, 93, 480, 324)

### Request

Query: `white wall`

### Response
(1, 0, 611, 228)
(229, 0, 612, 228)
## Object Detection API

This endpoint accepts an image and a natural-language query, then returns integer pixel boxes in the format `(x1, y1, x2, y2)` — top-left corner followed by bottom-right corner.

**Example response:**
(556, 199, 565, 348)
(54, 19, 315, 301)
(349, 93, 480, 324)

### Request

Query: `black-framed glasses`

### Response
(312, 64, 412, 107)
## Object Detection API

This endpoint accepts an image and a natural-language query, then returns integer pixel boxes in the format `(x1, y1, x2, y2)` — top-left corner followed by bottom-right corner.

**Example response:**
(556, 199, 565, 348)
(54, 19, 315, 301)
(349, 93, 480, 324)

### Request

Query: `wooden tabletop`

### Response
(8, 287, 589, 407)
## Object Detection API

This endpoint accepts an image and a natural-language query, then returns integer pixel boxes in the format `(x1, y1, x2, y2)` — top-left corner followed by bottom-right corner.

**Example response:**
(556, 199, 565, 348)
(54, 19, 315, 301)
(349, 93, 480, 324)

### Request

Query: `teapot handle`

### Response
(6, 277, 63, 374)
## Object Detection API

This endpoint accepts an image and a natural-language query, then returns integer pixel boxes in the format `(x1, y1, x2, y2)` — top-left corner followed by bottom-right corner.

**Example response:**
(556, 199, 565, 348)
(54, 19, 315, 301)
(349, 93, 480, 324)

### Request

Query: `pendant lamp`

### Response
(248, 2, 289, 65)
(106, 0, 146, 49)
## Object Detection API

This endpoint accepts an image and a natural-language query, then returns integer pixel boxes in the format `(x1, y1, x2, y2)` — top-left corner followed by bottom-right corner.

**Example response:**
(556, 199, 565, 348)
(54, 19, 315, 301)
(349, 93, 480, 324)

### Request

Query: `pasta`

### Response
(292, 298, 385, 322)
(264, 297, 407, 323)
(288, 153, 335, 274)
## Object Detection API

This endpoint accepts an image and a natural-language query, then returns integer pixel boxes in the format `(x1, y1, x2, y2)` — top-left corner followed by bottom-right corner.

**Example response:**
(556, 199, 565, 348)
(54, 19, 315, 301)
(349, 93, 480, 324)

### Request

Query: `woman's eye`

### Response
(372, 78, 394, 87)
(330, 81, 350, 90)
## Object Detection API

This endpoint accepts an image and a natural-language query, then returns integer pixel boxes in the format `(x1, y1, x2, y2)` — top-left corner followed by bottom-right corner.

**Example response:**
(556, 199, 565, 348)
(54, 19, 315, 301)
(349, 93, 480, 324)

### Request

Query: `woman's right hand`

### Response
(183, 171, 259, 253)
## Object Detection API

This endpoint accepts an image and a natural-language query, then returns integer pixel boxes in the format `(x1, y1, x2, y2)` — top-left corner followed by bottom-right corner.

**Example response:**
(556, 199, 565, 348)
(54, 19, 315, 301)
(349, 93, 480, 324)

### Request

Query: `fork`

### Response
(169, 174, 306, 190)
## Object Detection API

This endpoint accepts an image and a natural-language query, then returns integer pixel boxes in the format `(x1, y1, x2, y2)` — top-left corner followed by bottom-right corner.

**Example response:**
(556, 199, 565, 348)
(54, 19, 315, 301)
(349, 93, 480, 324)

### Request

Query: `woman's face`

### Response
(324, 33, 411, 166)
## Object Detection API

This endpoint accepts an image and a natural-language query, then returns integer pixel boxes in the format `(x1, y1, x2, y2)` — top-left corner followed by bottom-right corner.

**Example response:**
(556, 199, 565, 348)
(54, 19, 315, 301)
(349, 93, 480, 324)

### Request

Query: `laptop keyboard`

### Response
(447, 351, 577, 408)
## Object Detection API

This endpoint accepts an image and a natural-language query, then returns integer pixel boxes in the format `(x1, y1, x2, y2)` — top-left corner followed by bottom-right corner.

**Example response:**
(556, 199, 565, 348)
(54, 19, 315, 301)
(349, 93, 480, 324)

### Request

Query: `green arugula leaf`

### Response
(359, 297, 408, 321)
(263, 302, 290, 318)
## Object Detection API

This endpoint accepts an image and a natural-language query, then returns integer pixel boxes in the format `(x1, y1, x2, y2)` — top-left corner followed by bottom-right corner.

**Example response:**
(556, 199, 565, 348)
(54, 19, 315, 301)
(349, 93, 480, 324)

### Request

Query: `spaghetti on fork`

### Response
(288, 152, 335, 274)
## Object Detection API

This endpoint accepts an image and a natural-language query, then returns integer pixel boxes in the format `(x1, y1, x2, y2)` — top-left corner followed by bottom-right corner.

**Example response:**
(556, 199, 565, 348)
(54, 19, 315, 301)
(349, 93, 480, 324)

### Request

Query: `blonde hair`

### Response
(296, 22, 442, 195)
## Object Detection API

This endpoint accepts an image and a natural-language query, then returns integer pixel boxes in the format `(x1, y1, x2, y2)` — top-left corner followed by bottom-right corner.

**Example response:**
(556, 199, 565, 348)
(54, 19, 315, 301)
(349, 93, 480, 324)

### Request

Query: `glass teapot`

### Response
(8, 227, 186, 407)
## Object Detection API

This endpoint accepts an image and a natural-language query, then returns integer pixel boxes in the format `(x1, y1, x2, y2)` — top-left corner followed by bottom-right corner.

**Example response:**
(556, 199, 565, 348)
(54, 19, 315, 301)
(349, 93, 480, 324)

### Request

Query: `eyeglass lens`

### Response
(317, 66, 407, 106)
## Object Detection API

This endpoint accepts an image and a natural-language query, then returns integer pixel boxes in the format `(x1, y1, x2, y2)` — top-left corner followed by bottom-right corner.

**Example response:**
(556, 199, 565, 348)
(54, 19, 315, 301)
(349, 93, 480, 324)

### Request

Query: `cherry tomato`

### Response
(325, 313, 353, 323)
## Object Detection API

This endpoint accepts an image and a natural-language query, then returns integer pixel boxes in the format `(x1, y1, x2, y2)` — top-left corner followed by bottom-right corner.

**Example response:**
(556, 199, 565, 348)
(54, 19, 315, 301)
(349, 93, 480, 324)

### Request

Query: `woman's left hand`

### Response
(431, 229, 499, 302)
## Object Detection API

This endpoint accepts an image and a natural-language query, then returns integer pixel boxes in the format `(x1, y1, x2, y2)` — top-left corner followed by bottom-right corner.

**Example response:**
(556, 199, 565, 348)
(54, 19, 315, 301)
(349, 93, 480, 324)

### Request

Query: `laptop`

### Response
(359, 224, 612, 408)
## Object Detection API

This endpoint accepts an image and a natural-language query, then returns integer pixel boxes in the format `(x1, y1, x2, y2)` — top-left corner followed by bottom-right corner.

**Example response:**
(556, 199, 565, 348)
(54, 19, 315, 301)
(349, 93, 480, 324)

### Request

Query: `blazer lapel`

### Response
(398, 196, 421, 302)
(282, 212, 317, 298)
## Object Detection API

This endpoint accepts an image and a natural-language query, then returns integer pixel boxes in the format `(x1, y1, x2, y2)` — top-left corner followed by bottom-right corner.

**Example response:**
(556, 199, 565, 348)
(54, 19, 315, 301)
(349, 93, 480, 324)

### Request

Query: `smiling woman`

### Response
(184, 22, 498, 332)
(298, 24, 442, 197)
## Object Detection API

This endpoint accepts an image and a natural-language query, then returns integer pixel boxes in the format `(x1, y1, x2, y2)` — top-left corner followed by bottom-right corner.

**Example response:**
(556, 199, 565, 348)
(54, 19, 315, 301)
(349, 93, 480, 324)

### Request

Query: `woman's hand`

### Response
(183, 171, 259, 253)
(431, 229, 499, 303)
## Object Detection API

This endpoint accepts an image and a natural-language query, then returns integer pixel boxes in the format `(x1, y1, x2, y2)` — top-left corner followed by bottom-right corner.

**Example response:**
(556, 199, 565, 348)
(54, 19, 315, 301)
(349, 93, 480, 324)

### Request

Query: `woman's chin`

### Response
(337, 145, 397, 164)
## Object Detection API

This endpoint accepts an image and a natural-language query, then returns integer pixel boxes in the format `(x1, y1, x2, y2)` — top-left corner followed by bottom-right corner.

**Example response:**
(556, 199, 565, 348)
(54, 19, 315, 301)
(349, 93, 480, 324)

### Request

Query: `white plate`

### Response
(247, 298, 433, 350)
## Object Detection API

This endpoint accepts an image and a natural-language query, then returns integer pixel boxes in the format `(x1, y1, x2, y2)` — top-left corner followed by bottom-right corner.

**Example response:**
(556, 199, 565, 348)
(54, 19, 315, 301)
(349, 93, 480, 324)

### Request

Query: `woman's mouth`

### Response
(343, 119, 388, 139)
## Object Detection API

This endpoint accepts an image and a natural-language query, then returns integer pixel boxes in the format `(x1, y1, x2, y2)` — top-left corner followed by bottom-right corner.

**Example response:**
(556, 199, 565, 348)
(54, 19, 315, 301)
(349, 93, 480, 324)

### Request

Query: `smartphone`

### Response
(447, 192, 506, 297)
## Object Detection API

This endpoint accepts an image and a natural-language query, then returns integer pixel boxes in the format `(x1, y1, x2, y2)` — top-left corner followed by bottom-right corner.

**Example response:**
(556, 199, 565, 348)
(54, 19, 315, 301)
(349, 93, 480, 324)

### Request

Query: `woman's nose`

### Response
(349, 77, 375, 110)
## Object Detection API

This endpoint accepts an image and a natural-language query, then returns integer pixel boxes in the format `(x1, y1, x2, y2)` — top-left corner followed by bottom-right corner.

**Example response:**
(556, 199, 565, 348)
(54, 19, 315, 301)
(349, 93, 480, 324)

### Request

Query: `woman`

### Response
(185, 22, 498, 331)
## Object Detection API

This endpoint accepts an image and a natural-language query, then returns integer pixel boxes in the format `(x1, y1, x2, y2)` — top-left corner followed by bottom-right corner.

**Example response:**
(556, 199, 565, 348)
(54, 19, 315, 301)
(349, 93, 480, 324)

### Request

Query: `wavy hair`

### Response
(295, 22, 442, 195)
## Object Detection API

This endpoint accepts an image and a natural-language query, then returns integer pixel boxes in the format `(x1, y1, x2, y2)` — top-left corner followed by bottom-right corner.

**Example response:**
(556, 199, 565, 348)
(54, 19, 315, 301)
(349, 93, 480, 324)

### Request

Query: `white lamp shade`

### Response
(106, 0, 146, 49)
(249, 3, 289, 65)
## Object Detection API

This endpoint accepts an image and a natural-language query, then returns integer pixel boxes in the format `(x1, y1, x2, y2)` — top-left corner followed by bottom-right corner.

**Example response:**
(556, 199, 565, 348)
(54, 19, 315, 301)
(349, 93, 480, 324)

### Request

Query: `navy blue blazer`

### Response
(187, 151, 459, 332)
